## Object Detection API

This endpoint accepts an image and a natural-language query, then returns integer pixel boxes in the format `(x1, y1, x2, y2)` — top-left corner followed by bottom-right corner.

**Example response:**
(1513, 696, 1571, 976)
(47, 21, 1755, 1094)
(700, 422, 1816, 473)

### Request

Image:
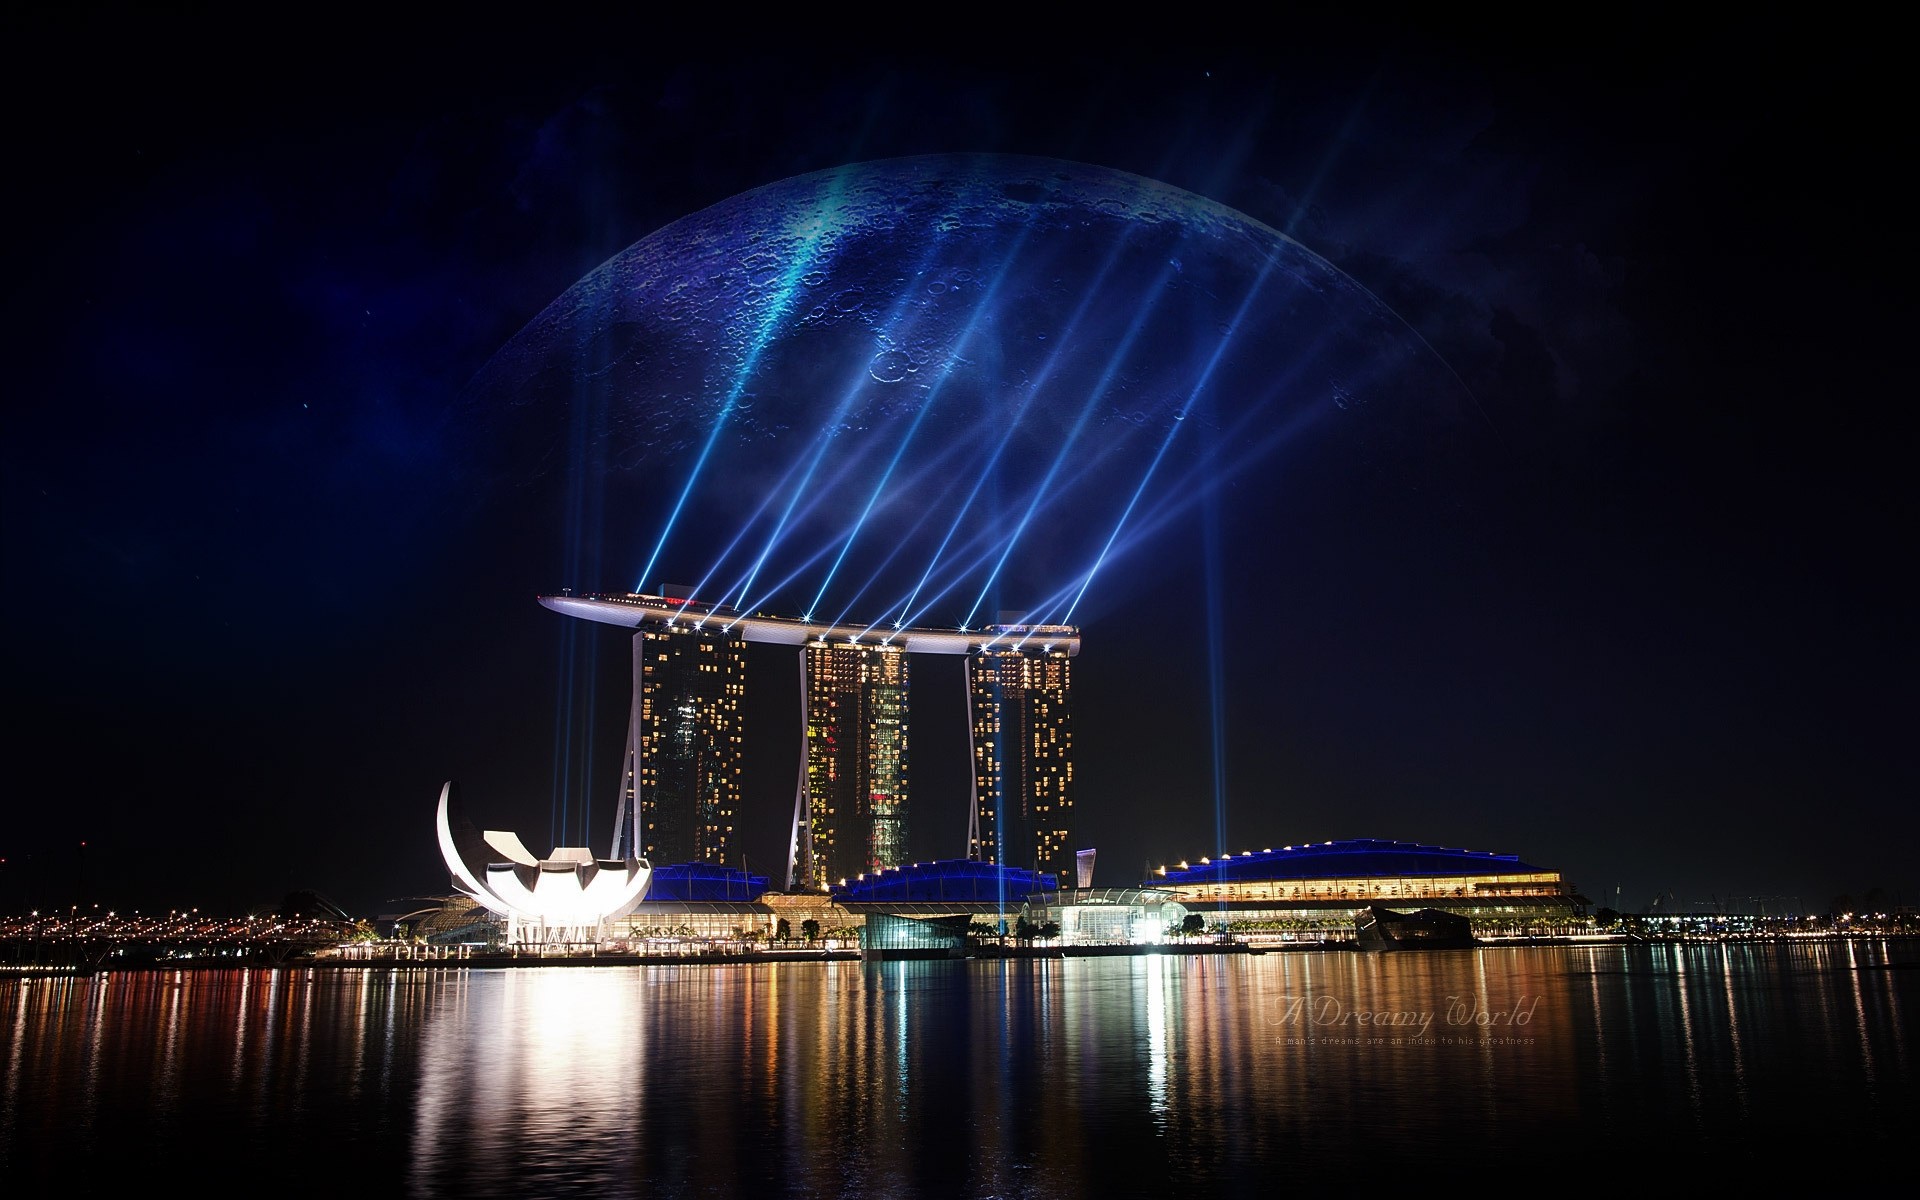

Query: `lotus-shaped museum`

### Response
(435, 781, 652, 941)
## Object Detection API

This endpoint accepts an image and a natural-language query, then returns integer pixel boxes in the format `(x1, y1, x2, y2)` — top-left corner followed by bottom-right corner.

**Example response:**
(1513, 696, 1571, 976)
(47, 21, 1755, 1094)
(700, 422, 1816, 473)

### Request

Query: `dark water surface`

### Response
(4, 941, 1913, 1196)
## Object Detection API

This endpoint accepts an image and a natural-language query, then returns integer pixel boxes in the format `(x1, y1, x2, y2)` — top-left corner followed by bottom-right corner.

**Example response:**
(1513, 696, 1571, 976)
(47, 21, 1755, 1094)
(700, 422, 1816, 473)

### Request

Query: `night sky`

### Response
(4, 14, 1910, 920)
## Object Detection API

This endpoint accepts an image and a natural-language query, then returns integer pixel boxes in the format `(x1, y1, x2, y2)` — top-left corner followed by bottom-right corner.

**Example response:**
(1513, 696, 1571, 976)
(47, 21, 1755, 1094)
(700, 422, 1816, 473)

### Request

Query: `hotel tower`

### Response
(967, 621, 1076, 883)
(608, 589, 745, 865)
(797, 641, 909, 889)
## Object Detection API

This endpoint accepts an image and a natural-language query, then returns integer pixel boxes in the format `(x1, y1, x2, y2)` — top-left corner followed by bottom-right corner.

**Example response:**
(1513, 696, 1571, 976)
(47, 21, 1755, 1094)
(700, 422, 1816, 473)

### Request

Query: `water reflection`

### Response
(1145, 953, 1167, 1120)
(410, 970, 635, 1190)
(0, 942, 1912, 1194)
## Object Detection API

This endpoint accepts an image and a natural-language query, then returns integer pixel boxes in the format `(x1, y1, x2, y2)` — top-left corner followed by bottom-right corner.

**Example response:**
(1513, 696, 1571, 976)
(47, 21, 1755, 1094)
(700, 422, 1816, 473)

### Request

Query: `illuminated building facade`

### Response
(609, 598, 745, 865)
(833, 859, 1057, 937)
(799, 641, 909, 888)
(1147, 839, 1587, 934)
(969, 624, 1076, 884)
(539, 593, 1082, 892)
(435, 782, 653, 945)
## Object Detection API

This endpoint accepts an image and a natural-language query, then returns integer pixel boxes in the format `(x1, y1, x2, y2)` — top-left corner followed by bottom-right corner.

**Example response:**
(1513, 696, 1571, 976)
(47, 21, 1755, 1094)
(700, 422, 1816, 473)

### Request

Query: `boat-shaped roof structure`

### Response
(539, 592, 1078, 656)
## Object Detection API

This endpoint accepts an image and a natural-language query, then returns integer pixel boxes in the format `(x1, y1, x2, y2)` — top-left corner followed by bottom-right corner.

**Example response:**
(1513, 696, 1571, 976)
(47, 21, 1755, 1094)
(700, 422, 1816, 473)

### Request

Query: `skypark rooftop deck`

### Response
(539, 591, 1080, 656)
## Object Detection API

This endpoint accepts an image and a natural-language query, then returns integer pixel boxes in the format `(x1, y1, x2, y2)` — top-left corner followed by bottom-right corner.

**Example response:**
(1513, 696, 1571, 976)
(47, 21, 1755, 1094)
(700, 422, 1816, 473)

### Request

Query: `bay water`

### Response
(4, 940, 1912, 1196)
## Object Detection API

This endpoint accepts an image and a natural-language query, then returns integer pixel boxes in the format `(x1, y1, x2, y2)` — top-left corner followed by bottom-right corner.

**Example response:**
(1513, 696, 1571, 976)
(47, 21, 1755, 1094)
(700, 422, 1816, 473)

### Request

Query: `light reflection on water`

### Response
(1, 942, 1912, 1195)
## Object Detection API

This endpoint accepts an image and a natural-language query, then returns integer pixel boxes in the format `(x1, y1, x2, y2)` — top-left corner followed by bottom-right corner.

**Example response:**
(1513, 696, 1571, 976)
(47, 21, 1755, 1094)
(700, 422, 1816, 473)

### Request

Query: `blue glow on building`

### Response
(644, 863, 771, 903)
(1151, 840, 1539, 886)
(831, 859, 1058, 905)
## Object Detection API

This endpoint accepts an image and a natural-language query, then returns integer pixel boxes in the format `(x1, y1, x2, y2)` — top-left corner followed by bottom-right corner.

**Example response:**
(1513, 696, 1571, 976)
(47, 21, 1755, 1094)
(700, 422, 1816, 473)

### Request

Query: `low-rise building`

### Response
(1147, 838, 1587, 938)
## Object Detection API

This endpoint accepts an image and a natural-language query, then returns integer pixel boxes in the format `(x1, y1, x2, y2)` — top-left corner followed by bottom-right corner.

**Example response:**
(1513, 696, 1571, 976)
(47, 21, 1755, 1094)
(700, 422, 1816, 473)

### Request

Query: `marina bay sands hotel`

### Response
(539, 590, 1080, 893)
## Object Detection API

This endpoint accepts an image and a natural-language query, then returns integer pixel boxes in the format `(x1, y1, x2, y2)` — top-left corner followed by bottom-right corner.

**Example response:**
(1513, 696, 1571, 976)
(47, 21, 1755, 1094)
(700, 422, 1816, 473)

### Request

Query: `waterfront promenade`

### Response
(4, 904, 1912, 977)
(7, 925, 1912, 978)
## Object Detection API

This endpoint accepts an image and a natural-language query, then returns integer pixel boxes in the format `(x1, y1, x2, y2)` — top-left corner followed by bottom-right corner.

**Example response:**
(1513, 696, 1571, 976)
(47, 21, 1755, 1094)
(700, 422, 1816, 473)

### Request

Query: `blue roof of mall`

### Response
(1150, 839, 1540, 886)
(644, 862, 771, 903)
(831, 859, 1059, 905)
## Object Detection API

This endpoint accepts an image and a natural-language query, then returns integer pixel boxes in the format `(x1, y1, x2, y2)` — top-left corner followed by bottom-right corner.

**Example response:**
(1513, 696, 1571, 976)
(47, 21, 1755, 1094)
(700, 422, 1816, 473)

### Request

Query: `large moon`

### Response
(465, 153, 1479, 629)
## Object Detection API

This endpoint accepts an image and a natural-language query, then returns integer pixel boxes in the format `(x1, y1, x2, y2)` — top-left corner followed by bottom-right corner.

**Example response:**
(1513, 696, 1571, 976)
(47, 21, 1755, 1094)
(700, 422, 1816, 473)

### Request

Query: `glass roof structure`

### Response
(645, 863, 771, 903)
(1151, 839, 1540, 886)
(831, 859, 1059, 904)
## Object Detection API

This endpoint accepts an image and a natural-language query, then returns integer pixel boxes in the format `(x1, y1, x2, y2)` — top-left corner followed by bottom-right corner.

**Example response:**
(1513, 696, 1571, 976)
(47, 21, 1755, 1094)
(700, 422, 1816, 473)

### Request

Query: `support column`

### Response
(786, 646, 815, 890)
(964, 656, 980, 860)
(610, 629, 644, 861)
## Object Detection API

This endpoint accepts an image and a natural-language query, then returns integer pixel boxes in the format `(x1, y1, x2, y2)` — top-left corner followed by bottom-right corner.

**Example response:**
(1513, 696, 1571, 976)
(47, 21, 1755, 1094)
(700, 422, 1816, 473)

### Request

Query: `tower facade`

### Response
(796, 641, 909, 889)
(539, 590, 1080, 890)
(610, 619, 745, 865)
(968, 626, 1075, 883)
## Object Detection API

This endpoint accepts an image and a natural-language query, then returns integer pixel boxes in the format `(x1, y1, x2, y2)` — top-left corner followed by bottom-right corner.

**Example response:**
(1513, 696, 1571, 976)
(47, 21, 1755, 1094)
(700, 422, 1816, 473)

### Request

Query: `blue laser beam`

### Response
(719, 419, 985, 629)
(808, 202, 1049, 621)
(677, 435, 828, 617)
(1061, 252, 1281, 624)
(890, 427, 1142, 632)
(964, 254, 1187, 628)
(892, 203, 1152, 626)
(725, 234, 961, 612)
(1203, 465, 1228, 863)
(730, 447, 993, 631)
(637, 176, 851, 592)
